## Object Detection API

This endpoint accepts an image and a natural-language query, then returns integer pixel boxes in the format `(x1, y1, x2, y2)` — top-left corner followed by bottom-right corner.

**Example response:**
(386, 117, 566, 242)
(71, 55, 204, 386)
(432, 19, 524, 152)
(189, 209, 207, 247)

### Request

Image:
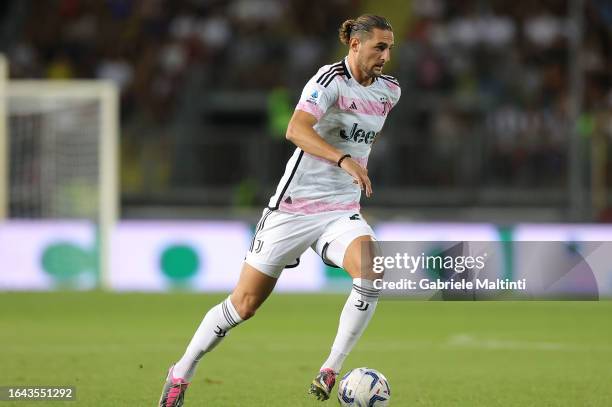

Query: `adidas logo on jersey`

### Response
(339, 122, 378, 145)
(349, 101, 358, 110)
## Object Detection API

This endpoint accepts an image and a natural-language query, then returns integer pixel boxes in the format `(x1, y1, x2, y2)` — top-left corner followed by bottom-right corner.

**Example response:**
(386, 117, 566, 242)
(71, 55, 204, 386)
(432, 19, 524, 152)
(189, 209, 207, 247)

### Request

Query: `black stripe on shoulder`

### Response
(322, 60, 351, 87)
(316, 62, 343, 84)
(271, 150, 304, 210)
(318, 66, 344, 86)
(341, 59, 352, 79)
(322, 72, 342, 88)
(380, 75, 399, 86)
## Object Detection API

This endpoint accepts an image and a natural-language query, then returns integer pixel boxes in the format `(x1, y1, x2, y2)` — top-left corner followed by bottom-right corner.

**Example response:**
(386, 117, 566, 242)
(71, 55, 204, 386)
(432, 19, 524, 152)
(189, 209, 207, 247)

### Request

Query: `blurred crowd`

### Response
(2, 0, 612, 213)
(6, 0, 351, 121)
(399, 0, 611, 190)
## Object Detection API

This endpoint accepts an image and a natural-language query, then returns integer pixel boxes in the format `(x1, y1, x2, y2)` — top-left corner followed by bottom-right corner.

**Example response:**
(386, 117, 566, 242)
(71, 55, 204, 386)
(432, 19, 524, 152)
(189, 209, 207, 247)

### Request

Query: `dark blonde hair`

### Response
(339, 14, 393, 45)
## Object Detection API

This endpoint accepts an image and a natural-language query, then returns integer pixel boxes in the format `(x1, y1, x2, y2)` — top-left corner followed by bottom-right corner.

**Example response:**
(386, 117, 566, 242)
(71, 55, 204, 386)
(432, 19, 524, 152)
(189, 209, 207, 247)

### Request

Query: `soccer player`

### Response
(159, 14, 400, 406)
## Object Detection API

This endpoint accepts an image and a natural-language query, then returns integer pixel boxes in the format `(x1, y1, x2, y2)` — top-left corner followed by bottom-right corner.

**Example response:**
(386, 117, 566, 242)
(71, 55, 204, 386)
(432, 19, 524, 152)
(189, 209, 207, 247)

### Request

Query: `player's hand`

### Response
(340, 158, 372, 197)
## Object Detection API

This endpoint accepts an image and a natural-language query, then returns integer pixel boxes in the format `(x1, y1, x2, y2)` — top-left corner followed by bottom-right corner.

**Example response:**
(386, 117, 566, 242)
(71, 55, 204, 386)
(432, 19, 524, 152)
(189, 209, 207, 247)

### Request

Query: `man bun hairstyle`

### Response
(339, 14, 393, 45)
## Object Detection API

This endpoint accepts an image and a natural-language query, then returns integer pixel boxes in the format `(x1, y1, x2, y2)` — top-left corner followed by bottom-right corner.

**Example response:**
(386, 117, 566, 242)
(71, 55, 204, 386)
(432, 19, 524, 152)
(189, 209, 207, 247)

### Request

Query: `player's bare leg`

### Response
(309, 235, 381, 401)
(230, 262, 278, 319)
(159, 263, 276, 407)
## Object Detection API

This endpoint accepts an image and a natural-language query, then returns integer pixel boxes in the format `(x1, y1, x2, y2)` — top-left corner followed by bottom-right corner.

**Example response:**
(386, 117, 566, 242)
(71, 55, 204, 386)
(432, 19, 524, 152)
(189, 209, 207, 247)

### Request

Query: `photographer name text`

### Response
(373, 278, 527, 291)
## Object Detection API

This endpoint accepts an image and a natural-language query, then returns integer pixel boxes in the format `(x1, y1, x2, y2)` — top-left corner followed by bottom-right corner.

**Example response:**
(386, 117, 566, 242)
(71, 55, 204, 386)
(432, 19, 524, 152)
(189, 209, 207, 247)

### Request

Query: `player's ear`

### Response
(349, 36, 360, 53)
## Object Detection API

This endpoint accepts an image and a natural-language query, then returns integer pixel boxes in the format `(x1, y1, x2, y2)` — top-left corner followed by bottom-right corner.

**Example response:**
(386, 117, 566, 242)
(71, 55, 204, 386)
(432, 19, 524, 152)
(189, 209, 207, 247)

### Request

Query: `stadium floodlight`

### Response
(0, 54, 119, 289)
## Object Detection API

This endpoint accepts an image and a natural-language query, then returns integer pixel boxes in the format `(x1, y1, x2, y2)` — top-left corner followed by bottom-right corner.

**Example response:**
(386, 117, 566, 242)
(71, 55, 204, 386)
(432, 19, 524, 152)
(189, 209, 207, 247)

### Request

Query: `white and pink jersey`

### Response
(268, 57, 401, 214)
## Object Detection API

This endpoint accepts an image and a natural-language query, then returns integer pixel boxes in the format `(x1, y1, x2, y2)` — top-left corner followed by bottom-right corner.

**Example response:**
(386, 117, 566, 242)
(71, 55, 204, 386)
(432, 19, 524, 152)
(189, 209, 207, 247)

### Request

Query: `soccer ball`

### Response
(337, 367, 391, 406)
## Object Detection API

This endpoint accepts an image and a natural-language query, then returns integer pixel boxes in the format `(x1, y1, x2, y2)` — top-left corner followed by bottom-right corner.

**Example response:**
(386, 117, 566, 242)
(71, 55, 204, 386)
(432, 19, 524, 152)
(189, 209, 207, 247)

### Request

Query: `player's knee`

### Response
(343, 237, 380, 278)
(344, 256, 381, 280)
(364, 258, 384, 280)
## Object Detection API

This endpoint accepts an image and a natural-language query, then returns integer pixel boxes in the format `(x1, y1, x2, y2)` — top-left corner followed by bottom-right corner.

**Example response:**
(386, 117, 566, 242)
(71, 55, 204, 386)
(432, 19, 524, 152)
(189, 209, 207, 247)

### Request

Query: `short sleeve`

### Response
(295, 69, 339, 121)
(390, 85, 401, 108)
(379, 75, 401, 109)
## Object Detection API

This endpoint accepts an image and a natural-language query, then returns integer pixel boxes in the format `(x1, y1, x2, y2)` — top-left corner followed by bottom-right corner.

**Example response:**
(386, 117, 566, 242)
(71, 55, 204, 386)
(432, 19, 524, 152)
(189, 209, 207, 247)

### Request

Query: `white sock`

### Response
(321, 278, 380, 373)
(173, 296, 243, 381)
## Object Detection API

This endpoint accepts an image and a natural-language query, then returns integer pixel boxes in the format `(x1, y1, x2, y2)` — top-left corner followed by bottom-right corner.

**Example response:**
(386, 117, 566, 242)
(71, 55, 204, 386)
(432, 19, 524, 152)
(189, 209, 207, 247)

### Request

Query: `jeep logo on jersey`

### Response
(339, 123, 378, 144)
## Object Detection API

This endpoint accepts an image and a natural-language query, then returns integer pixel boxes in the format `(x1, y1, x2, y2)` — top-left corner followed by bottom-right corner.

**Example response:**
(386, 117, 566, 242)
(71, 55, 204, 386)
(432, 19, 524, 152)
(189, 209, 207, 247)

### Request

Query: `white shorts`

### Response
(245, 209, 375, 278)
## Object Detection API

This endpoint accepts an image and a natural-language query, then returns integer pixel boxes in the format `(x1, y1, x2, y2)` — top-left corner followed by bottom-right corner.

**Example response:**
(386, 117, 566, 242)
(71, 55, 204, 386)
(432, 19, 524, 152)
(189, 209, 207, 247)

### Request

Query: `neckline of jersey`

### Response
(344, 56, 377, 88)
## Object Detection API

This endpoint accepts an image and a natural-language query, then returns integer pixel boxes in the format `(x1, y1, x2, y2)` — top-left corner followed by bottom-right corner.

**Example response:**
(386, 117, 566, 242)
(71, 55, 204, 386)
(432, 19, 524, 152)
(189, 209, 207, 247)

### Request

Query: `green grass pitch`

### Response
(1, 292, 611, 406)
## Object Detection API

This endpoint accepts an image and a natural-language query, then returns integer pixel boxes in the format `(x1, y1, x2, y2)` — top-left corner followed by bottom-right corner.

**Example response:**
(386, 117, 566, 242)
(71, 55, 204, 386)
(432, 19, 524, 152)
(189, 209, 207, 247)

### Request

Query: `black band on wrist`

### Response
(337, 154, 351, 167)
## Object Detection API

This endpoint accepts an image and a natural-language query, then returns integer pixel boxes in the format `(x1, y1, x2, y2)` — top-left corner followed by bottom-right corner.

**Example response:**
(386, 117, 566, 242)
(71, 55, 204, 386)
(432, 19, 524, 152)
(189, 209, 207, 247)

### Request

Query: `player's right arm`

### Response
(287, 109, 372, 197)
(288, 70, 372, 197)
